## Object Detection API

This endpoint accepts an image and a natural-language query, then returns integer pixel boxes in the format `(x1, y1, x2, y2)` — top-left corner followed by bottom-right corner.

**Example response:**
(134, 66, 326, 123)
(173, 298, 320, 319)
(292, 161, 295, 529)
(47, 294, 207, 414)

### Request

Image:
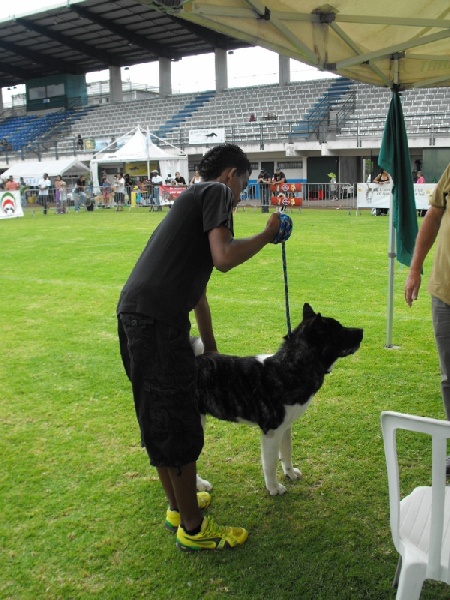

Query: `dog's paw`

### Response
(268, 482, 287, 496)
(196, 474, 213, 492)
(284, 467, 302, 481)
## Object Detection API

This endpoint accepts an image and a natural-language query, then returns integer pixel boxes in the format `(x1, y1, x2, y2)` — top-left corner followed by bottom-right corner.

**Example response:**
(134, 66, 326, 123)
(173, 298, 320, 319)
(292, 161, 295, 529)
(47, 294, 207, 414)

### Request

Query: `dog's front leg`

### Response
(261, 431, 286, 495)
(279, 427, 302, 481)
(196, 414, 213, 492)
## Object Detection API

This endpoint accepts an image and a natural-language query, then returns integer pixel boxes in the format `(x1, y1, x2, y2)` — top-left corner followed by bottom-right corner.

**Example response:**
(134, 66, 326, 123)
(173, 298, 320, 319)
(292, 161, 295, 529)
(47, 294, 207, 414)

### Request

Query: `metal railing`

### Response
(242, 182, 356, 211)
(337, 112, 450, 146)
(20, 181, 356, 214)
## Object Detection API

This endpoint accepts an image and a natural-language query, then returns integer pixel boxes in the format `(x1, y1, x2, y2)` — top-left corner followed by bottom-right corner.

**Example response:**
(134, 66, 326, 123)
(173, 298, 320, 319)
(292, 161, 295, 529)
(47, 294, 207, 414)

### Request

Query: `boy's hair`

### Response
(198, 144, 252, 181)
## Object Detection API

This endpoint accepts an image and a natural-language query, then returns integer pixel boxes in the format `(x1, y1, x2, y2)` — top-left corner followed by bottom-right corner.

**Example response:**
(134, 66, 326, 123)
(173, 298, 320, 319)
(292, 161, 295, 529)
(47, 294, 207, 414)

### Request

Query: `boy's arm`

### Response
(208, 214, 280, 273)
(194, 289, 217, 353)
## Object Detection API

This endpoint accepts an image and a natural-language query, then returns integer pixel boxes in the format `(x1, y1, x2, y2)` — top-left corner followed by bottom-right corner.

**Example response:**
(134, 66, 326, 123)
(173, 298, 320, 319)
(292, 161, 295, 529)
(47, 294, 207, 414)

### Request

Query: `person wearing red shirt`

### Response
(5, 175, 19, 191)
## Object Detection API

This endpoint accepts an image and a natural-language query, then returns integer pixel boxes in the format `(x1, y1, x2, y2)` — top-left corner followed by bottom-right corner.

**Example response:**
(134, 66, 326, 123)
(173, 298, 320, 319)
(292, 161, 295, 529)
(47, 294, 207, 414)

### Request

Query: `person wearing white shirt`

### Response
(38, 173, 51, 214)
(151, 170, 163, 211)
(114, 173, 125, 211)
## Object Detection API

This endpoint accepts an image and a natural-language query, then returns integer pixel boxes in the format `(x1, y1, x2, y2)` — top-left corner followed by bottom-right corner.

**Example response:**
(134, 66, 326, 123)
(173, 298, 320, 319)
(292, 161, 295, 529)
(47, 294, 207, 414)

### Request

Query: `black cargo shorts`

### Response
(118, 313, 203, 468)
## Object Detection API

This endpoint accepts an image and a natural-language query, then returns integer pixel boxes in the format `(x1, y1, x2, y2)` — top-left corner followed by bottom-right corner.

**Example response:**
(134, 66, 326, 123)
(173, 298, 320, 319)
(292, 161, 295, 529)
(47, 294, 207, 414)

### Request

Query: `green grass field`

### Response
(1, 206, 448, 599)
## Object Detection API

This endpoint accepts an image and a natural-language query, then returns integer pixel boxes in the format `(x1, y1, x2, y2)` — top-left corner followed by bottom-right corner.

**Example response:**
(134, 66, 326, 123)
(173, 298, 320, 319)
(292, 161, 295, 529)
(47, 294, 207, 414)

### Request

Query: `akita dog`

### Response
(194, 303, 363, 495)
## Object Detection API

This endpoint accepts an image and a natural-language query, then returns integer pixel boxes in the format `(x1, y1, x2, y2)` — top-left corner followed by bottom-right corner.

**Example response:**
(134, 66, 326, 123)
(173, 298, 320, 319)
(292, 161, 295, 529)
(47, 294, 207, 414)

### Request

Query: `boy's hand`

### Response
(271, 214, 293, 244)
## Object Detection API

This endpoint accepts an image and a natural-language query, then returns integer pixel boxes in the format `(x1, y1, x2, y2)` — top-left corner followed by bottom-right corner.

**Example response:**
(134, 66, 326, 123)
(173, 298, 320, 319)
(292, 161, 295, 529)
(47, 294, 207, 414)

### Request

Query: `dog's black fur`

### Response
(194, 303, 363, 494)
(196, 303, 363, 433)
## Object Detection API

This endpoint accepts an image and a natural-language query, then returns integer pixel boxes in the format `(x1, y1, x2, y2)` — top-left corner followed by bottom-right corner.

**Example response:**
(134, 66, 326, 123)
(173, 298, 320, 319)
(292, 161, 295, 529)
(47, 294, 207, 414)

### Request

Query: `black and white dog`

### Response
(194, 303, 363, 495)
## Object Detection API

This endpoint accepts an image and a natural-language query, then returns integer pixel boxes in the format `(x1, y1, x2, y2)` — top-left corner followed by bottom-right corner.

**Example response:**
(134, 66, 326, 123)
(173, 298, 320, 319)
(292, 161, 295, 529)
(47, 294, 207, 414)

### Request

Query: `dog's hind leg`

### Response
(196, 474, 212, 492)
(261, 431, 287, 495)
(279, 427, 302, 481)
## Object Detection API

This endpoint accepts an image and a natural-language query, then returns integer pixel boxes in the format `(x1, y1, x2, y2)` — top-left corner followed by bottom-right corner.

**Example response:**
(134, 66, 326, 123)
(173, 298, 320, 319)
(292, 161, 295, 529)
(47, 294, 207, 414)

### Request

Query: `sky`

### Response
(1, 0, 336, 101)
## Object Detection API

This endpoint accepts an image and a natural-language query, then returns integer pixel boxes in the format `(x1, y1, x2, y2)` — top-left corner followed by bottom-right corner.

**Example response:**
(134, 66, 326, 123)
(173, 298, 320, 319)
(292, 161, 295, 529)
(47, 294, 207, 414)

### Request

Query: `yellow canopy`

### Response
(148, 0, 450, 89)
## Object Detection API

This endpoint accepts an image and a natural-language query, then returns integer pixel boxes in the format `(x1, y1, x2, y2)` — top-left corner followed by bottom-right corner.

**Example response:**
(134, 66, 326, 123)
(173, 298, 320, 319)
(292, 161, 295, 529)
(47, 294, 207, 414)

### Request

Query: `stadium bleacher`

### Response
(3, 78, 450, 162)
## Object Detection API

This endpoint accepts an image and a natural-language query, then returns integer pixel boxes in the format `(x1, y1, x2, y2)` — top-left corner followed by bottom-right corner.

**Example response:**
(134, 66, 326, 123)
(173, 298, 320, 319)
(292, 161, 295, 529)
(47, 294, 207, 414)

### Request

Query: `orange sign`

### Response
(270, 183, 302, 193)
(270, 195, 302, 207)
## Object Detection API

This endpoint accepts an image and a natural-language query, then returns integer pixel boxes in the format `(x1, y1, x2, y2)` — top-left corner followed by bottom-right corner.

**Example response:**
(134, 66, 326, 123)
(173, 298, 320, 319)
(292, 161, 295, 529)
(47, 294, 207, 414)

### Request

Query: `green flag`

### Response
(378, 91, 418, 267)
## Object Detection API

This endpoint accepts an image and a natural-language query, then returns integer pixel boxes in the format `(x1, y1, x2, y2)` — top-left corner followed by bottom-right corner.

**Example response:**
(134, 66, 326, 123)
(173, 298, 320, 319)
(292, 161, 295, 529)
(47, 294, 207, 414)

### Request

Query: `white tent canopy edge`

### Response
(89, 127, 189, 190)
(1, 159, 89, 186)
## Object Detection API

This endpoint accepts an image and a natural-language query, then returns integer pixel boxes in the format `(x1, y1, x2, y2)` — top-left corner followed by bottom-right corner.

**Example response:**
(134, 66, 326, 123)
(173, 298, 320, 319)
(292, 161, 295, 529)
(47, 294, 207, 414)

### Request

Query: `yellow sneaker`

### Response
(164, 491, 211, 533)
(176, 516, 248, 551)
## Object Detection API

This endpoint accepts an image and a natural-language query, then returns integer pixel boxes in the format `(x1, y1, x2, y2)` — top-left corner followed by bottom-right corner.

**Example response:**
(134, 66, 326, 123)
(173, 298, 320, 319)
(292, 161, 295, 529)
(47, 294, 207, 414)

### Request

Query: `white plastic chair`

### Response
(381, 411, 450, 599)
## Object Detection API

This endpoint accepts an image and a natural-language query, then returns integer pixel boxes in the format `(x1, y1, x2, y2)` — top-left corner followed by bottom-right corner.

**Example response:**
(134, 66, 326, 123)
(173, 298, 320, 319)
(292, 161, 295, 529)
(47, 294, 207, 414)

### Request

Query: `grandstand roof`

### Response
(0, 0, 249, 89)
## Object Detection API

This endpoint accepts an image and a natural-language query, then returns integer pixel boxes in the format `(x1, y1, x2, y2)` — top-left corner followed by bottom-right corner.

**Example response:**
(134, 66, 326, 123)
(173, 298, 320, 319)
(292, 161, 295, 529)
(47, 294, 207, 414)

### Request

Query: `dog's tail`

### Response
(189, 336, 204, 356)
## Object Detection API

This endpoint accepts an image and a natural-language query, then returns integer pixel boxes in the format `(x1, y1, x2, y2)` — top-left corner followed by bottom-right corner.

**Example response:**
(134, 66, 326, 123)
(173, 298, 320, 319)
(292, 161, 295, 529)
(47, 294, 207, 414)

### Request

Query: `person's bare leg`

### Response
(157, 467, 177, 510)
(157, 462, 202, 531)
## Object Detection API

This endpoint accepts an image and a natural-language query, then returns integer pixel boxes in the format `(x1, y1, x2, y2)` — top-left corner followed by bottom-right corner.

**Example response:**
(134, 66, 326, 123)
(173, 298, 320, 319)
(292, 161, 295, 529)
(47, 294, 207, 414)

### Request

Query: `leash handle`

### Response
(282, 241, 292, 338)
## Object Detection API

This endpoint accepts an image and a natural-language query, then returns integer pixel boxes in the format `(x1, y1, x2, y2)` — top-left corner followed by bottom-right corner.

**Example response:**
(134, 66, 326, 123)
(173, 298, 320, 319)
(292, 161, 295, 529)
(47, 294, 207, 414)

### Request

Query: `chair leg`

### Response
(392, 555, 401, 588)
(395, 557, 425, 600)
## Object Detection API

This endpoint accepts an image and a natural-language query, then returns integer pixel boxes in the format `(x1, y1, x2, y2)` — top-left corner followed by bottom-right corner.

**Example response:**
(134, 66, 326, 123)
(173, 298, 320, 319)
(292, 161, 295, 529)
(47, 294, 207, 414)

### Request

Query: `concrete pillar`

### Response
(279, 54, 291, 86)
(301, 156, 308, 181)
(215, 49, 228, 93)
(109, 66, 123, 104)
(159, 57, 172, 97)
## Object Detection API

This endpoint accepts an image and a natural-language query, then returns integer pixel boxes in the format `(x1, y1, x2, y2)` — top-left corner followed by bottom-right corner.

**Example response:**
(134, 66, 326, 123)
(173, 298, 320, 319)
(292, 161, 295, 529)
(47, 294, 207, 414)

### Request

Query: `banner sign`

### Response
(0, 190, 23, 219)
(270, 182, 303, 207)
(270, 195, 303, 208)
(270, 182, 302, 195)
(189, 129, 226, 145)
(160, 185, 187, 204)
(357, 183, 436, 210)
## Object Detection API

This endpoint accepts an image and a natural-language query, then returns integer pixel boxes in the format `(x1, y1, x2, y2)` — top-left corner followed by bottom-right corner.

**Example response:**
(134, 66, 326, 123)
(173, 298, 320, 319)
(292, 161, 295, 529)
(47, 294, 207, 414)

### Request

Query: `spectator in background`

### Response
(417, 171, 426, 183)
(374, 169, 390, 185)
(1, 137, 11, 152)
(73, 174, 86, 212)
(101, 176, 111, 206)
(38, 173, 51, 215)
(249, 113, 256, 122)
(173, 171, 186, 186)
(257, 169, 271, 213)
(19, 177, 28, 207)
(77, 134, 84, 150)
(140, 178, 150, 204)
(114, 172, 125, 211)
(272, 167, 286, 184)
(373, 169, 390, 215)
(59, 179, 67, 213)
(151, 170, 163, 211)
(5, 175, 19, 191)
(125, 173, 132, 200)
(54, 174, 66, 214)
(190, 170, 202, 185)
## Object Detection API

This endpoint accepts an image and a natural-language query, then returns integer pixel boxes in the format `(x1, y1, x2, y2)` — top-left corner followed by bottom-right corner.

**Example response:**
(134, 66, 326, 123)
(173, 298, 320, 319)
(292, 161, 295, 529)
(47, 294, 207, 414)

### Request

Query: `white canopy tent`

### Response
(1, 158, 89, 186)
(90, 128, 189, 190)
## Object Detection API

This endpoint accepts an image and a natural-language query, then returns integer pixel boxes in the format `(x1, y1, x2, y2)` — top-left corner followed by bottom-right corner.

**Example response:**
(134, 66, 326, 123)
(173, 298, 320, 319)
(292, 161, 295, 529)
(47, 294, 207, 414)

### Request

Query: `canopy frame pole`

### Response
(385, 55, 400, 348)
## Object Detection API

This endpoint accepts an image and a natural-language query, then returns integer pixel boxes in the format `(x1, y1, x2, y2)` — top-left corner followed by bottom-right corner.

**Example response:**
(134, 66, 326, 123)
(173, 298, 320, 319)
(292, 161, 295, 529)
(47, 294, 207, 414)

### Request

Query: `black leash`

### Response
(281, 241, 292, 338)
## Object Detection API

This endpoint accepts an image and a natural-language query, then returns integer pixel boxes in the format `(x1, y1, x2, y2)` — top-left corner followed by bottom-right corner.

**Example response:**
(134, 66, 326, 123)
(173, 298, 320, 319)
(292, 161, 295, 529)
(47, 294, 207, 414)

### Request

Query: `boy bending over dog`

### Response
(118, 144, 287, 552)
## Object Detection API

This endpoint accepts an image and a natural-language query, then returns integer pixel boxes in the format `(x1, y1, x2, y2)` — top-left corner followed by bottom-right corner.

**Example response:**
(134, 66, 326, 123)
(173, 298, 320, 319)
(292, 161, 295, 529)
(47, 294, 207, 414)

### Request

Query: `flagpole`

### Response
(386, 193, 396, 348)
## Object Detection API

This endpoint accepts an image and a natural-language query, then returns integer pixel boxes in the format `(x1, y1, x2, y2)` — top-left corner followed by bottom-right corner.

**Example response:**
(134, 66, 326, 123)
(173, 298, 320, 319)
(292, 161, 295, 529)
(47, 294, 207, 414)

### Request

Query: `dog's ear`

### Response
(303, 303, 316, 320)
